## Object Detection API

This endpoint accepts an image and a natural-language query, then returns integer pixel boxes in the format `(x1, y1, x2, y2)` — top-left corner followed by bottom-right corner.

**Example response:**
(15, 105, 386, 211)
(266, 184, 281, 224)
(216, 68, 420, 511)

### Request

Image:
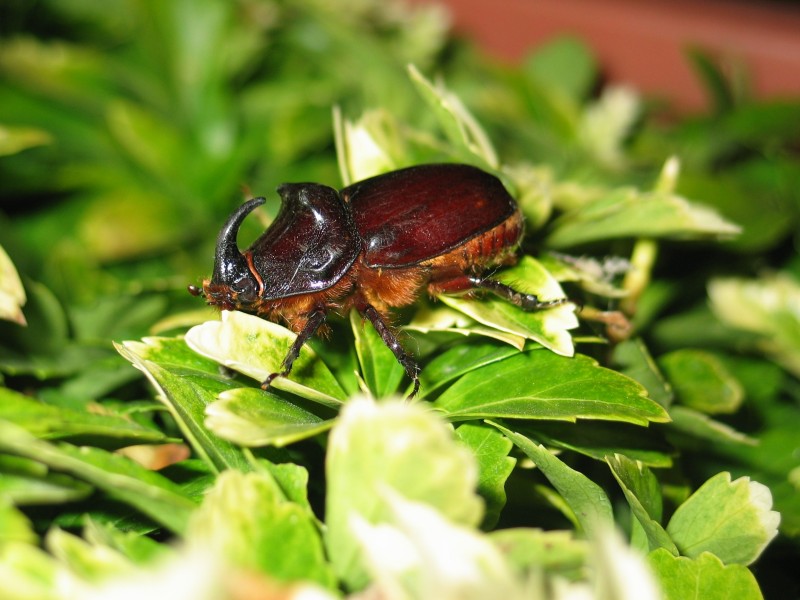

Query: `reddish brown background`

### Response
(407, 0, 800, 111)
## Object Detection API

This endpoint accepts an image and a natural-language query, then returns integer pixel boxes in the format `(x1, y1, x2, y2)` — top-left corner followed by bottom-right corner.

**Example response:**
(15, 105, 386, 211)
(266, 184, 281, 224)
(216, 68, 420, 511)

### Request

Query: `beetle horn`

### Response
(211, 197, 266, 284)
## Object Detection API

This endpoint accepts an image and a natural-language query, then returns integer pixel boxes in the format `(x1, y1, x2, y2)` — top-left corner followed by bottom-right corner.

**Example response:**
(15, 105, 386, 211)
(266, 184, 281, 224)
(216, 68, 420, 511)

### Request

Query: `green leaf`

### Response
(686, 47, 736, 114)
(255, 459, 315, 516)
(517, 420, 673, 468)
(439, 256, 578, 357)
(488, 421, 613, 536)
(70, 294, 171, 344)
(116, 337, 251, 473)
(524, 36, 596, 102)
(187, 470, 336, 589)
(83, 518, 172, 565)
(545, 187, 741, 248)
(325, 397, 483, 589)
(435, 350, 670, 426)
(667, 405, 757, 447)
(416, 340, 521, 397)
(676, 166, 798, 253)
(0, 387, 171, 448)
(455, 422, 516, 529)
(205, 387, 334, 447)
(578, 86, 640, 169)
(647, 549, 763, 600)
(184, 311, 347, 406)
(659, 349, 743, 414)
(606, 454, 678, 554)
(666, 472, 780, 565)
(0, 455, 92, 506)
(489, 528, 588, 580)
(613, 338, 674, 409)
(0, 499, 37, 545)
(0, 280, 72, 377)
(0, 421, 196, 534)
(350, 310, 405, 399)
(0, 244, 26, 325)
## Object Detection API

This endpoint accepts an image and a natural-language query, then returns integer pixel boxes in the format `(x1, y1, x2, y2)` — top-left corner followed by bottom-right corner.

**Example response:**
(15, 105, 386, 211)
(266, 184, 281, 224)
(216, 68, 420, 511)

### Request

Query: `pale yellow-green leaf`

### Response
(0, 542, 60, 600)
(45, 528, 135, 583)
(709, 274, 800, 378)
(502, 163, 554, 231)
(407, 64, 498, 168)
(79, 190, 190, 261)
(667, 472, 780, 565)
(187, 470, 335, 588)
(185, 311, 346, 407)
(578, 85, 640, 170)
(205, 387, 334, 447)
(405, 305, 527, 350)
(0, 124, 51, 157)
(0, 501, 37, 546)
(351, 490, 522, 600)
(0, 244, 26, 325)
(325, 397, 483, 589)
(334, 107, 404, 185)
(588, 526, 662, 600)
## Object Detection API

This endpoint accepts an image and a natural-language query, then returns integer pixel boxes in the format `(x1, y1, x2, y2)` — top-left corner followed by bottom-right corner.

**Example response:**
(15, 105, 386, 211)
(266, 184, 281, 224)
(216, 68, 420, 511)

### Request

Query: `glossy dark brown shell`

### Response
(247, 183, 361, 299)
(341, 163, 517, 268)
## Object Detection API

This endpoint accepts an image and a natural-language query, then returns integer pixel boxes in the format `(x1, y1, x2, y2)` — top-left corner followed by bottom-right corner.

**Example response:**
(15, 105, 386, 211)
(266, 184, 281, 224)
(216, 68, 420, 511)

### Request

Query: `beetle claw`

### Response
(261, 372, 281, 390)
(406, 374, 421, 401)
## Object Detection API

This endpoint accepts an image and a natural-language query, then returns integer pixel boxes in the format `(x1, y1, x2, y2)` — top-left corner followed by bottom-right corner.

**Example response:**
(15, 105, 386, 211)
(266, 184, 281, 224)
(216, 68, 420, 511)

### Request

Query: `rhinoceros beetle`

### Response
(190, 163, 567, 397)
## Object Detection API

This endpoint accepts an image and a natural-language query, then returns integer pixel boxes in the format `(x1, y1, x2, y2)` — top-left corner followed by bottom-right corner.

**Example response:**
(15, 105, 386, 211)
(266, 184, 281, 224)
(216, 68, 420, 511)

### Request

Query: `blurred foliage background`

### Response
(1, 0, 799, 596)
(2, 0, 798, 395)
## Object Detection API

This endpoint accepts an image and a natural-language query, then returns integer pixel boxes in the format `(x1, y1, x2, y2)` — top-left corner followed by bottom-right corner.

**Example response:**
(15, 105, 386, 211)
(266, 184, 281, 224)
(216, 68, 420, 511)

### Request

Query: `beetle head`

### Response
(198, 197, 265, 311)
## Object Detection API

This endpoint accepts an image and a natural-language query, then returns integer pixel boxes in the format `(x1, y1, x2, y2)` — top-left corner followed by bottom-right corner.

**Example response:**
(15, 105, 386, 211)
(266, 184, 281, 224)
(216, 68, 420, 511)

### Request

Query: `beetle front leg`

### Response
(262, 308, 327, 390)
(361, 304, 421, 399)
(469, 276, 568, 310)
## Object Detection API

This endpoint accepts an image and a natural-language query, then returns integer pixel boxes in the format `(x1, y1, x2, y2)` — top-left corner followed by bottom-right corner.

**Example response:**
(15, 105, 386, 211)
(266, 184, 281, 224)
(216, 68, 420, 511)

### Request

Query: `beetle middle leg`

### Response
(360, 303, 421, 399)
(262, 307, 327, 390)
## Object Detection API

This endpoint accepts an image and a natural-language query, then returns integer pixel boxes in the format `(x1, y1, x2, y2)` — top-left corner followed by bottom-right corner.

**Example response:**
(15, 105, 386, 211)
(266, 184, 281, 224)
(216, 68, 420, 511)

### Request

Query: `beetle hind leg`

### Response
(361, 304, 421, 399)
(262, 308, 327, 390)
(469, 276, 568, 310)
